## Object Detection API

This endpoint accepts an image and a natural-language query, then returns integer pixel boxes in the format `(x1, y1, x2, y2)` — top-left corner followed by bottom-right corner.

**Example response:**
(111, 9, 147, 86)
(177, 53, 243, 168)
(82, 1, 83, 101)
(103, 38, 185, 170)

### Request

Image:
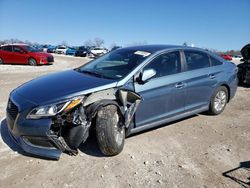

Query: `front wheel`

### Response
(96, 105, 125, 156)
(0, 57, 3, 64)
(28, 58, 37, 66)
(208, 86, 228, 115)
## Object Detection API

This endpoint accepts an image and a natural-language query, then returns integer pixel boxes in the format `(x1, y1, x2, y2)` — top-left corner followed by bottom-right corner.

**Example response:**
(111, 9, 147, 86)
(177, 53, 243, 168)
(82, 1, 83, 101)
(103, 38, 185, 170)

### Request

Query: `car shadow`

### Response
(78, 133, 105, 158)
(222, 161, 250, 188)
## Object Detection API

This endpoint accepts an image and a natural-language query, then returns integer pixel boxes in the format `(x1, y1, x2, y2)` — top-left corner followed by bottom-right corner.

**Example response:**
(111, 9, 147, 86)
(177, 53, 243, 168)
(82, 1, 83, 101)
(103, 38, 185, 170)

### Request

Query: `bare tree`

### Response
(109, 43, 117, 50)
(8, 38, 23, 44)
(126, 40, 147, 47)
(183, 42, 188, 46)
(84, 39, 94, 47)
(24, 40, 32, 45)
(94, 37, 104, 47)
(60, 41, 68, 46)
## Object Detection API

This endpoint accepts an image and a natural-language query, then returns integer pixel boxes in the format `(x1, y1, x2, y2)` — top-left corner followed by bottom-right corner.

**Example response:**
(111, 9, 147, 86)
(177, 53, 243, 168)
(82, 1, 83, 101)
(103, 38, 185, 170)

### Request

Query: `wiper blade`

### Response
(81, 70, 102, 77)
(76, 69, 114, 79)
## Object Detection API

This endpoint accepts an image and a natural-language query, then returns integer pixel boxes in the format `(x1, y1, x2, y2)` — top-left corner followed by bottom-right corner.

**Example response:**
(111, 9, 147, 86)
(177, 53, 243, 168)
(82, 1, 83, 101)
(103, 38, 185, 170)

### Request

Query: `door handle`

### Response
(209, 74, 216, 79)
(175, 82, 185, 88)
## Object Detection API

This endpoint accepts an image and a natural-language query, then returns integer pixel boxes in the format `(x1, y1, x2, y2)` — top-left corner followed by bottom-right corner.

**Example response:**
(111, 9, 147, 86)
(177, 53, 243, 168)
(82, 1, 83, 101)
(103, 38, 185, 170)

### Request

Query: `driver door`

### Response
(10, 46, 28, 64)
(134, 51, 186, 127)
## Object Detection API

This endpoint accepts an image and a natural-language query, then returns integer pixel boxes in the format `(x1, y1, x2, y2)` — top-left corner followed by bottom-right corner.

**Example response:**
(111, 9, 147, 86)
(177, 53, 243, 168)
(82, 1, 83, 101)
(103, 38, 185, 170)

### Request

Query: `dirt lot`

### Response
(0, 55, 249, 188)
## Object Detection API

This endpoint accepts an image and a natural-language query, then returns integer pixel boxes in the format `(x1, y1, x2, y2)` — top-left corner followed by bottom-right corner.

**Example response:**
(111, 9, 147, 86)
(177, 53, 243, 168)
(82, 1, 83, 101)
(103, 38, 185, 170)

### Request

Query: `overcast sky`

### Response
(0, 0, 249, 50)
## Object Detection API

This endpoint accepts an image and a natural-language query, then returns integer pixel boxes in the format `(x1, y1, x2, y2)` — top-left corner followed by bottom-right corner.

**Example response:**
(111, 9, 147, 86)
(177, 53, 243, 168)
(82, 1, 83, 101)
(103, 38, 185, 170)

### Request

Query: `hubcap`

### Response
(29, 59, 36, 66)
(113, 113, 124, 145)
(214, 90, 227, 112)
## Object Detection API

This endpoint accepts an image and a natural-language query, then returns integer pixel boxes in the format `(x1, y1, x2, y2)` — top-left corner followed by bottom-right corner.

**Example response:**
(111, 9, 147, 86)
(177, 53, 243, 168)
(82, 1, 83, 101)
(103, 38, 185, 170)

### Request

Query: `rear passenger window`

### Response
(210, 56, 223, 66)
(145, 51, 181, 78)
(184, 51, 210, 71)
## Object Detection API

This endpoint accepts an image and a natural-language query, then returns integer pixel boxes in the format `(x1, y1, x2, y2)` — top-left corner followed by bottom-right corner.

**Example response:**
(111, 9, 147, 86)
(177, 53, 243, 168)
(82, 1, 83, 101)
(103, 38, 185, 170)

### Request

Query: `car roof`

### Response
(120, 44, 204, 53)
(0, 43, 29, 47)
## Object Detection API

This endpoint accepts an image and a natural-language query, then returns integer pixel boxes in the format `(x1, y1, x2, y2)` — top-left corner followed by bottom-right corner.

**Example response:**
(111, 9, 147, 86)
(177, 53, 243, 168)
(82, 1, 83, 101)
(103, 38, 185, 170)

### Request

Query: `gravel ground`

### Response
(0, 54, 249, 188)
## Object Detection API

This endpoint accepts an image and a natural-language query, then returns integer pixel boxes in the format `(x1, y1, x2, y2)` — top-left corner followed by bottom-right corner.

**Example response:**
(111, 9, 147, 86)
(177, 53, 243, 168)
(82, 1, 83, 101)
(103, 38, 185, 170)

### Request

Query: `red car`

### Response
(220, 54, 232, 61)
(0, 44, 54, 66)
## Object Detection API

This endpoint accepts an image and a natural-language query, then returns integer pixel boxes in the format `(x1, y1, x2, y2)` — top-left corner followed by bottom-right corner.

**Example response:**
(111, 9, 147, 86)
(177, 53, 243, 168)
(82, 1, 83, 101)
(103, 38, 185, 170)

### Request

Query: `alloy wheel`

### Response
(214, 90, 227, 112)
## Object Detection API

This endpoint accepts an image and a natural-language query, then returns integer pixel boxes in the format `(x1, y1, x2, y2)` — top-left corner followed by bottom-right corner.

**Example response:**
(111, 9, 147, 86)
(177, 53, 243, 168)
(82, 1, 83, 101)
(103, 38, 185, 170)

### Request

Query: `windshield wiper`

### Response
(76, 69, 114, 79)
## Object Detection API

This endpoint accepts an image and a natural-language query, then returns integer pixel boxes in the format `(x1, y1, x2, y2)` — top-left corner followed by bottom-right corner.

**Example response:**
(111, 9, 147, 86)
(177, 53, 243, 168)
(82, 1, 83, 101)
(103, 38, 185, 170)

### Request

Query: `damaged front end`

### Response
(44, 88, 141, 158)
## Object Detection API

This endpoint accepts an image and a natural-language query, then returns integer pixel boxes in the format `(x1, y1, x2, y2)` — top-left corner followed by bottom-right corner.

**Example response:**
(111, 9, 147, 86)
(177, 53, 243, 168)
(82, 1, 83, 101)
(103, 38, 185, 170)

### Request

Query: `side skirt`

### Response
(127, 106, 209, 136)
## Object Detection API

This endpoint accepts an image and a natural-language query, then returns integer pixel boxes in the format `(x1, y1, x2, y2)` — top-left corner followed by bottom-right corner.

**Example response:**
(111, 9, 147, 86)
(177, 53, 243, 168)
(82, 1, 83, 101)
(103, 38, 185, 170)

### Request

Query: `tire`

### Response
(96, 105, 125, 156)
(0, 57, 3, 64)
(28, 58, 37, 66)
(208, 86, 228, 115)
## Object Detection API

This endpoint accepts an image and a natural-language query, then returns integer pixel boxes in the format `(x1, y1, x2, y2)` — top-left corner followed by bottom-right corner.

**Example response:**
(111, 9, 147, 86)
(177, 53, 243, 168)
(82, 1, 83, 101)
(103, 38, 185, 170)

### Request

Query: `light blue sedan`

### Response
(6, 45, 238, 159)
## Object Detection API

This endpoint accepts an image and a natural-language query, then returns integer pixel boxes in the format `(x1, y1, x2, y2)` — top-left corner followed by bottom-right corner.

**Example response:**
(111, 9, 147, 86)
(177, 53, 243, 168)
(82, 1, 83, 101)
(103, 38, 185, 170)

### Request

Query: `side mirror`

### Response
(137, 69, 156, 84)
(20, 50, 26, 54)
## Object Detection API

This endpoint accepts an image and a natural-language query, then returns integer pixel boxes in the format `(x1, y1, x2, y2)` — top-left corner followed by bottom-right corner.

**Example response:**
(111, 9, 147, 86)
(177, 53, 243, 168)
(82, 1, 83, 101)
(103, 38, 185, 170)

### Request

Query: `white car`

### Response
(232, 55, 242, 59)
(55, 46, 67, 54)
(90, 47, 108, 56)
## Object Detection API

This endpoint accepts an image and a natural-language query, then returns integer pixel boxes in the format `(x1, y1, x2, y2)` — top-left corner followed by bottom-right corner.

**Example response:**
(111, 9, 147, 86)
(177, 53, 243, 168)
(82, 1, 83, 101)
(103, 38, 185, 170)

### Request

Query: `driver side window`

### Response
(145, 51, 181, 78)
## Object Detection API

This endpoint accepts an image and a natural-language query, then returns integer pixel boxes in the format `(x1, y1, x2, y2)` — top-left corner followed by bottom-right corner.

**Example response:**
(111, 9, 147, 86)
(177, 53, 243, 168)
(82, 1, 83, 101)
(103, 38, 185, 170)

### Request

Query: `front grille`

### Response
(47, 56, 54, 62)
(7, 99, 19, 120)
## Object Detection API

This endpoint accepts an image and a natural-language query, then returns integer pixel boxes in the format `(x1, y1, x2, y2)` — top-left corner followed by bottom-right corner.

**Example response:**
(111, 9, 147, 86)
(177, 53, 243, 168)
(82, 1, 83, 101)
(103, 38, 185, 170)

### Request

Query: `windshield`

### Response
(23, 45, 39, 52)
(77, 48, 151, 80)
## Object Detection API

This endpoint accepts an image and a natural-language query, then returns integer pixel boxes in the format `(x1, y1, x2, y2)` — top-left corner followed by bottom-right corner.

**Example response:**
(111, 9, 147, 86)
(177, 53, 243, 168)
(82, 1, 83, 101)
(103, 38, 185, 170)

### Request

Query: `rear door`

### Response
(0, 45, 13, 63)
(134, 50, 186, 127)
(182, 50, 214, 111)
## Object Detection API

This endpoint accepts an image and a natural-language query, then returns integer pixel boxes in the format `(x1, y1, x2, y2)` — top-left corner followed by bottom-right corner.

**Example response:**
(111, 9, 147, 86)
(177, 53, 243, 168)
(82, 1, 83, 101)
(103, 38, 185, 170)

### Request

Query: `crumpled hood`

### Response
(241, 43, 250, 60)
(15, 70, 117, 105)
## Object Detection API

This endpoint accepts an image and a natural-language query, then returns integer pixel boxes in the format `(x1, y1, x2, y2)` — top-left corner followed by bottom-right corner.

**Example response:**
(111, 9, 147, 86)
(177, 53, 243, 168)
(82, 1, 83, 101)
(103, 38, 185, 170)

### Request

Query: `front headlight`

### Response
(27, 97, 83, 119)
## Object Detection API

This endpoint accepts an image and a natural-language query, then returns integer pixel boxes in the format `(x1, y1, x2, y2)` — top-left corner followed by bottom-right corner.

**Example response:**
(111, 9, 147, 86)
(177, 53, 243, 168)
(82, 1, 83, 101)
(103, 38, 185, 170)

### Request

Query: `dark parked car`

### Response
(75, 46, 90, 57)
(0, 44, 54, 65)
(47, 46, 57, 53)
(237, 43, 250, 85)
(6, 45, 238, 159)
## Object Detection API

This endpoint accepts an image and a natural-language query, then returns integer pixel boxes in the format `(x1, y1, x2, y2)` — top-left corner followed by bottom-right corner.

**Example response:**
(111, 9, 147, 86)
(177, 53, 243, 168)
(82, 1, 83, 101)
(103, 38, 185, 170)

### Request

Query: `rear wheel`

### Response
(208, 86, 228, 115)
(96, 105, 125, 156)
(0, 57, 3, 64)
(28, 58, 37, 66)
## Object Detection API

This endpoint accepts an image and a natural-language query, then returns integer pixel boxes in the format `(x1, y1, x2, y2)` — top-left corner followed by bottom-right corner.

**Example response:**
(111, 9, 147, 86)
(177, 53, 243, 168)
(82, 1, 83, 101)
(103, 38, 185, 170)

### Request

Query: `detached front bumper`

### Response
(6, 92, 62, 159)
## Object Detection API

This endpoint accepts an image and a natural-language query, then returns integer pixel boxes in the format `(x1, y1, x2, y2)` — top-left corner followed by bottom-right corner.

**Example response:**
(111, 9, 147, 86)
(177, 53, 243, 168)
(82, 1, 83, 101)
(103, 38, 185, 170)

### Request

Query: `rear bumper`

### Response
(229, 75, 238, 101)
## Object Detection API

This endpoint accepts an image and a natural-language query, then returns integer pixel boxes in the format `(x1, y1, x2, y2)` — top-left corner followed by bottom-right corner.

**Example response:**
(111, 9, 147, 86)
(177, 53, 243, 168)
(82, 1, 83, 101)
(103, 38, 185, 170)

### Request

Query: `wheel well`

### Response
(221, 84, 230, 102)
(28, 57, 38, 64)
(28, 57, 36, 61)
